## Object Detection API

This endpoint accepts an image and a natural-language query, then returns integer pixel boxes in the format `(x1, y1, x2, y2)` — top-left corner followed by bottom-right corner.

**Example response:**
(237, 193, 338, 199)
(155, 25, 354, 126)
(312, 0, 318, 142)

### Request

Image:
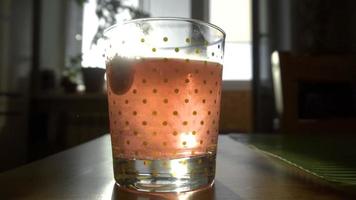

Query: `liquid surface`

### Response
(107, 57, 222, 159)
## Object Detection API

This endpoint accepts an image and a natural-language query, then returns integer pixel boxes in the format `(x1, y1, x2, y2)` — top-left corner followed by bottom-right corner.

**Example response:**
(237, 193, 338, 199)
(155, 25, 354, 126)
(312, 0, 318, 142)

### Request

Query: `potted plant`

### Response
(61, 54, 82, 93)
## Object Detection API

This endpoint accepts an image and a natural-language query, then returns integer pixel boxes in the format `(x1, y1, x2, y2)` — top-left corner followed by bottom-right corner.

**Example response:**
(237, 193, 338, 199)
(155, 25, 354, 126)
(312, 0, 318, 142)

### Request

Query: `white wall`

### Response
(210, 0, 251, 43)
(142, 0, 191, 18)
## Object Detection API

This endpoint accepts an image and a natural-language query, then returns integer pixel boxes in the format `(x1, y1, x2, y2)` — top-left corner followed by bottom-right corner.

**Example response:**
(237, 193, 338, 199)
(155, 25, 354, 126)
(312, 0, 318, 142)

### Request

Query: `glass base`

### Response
(113, 153, 216, 192)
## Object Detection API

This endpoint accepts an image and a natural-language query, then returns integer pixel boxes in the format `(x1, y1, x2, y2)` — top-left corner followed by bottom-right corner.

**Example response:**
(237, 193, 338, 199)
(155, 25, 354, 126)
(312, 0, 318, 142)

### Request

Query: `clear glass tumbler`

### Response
(104, 18, 225, 193)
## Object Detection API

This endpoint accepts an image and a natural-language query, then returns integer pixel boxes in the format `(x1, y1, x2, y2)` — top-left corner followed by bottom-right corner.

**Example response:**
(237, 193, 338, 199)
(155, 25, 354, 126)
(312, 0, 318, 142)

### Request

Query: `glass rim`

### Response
(104, 17, 226, 41)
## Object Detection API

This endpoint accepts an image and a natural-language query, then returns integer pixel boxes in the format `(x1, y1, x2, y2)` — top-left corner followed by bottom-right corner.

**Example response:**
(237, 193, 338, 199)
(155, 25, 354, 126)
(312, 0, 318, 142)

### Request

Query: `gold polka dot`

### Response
(163, 37, 168, 42)
(210, 71, 214, 75)
(208, 111, 211, 115)
(195, 48, 201, 54)
(126, 140, 130, 145)
(173, 111, 178, 115)
(134, 131, 138, 136)
(200, 140, 203, 145)
(142, 121, 147, 126)
(192, 131, 197, 135)
(174, 48, 179, 52)
(133, 111, 137, 115)
(152, 48, 156, 52)
(142, 99, 147, 104)
(163, 98, 168, 103)
(207, 130, 210, 135)
(182, 141, 187, 146)
(125, 121, 129, 126)
(203, 80, 207, 84)
(200, 120, 204, 125)
(214, 99, 217, 104)
(202, 99, 206, 103)
(194, 89, 198, 93)
(162, 121, 168, 126)
(163, 78, 168, 83)
(152, 110, 157, 115)
(185, 79, 190, 83)
(185, 38, 191, 43)
(174, 89, 179, 93)
(184, 99, 189, 103)
(142, 79, 147, 83)
(118, 111, 122, 115)
(192, 111, 197, 115)
(210, 90, 213, 94)
(152, 131, 157, 136)
(132, 89, 137, 94)
(113, 100, 116, 104)
(140, 38, 145, 43)
(173, 131, 178, 136)
(182, 121, 188, 126)
(143, 141, 148, 146)
(125, 100, 129, 104)
(163, 142, 167, 146)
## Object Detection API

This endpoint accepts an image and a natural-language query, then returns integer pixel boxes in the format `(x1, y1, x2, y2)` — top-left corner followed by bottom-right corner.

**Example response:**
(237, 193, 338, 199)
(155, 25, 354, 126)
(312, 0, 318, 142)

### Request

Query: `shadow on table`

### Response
(111, 180, 242, 200)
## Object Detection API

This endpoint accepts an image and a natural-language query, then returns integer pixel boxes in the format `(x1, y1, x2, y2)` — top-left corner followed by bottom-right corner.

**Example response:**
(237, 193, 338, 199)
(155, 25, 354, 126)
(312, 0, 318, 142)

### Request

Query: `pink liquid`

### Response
(107, 57, 222, 159)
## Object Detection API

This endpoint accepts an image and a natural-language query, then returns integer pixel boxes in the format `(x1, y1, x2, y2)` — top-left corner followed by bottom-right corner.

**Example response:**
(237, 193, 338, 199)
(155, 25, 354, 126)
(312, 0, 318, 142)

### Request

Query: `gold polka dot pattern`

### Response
(107, 58, 222, 159)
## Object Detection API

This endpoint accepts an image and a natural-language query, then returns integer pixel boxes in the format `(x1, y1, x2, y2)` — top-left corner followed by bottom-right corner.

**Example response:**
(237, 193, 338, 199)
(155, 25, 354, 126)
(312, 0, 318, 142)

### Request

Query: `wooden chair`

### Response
(271, 51, 356, 134)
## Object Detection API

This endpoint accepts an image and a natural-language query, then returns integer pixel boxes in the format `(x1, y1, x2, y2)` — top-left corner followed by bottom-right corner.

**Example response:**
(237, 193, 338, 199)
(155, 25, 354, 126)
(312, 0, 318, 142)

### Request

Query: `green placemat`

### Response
(231, 134, 356, 188)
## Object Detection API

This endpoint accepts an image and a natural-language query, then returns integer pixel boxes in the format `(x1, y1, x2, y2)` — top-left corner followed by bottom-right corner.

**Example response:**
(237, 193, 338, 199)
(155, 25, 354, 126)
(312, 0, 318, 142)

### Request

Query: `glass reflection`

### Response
(111, 183, 215, 200)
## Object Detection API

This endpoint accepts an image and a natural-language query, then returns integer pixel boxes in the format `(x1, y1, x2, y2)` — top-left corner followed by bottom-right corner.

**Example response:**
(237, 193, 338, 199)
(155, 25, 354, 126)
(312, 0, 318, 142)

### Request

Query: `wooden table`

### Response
(0, 134, 354, 199)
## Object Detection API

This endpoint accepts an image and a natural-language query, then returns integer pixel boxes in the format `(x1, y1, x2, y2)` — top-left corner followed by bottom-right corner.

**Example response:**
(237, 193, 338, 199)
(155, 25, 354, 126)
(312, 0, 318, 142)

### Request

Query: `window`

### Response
(81, 0, 252, 81)
(81, 0, 139, 68)
(210, 0, 252, 80)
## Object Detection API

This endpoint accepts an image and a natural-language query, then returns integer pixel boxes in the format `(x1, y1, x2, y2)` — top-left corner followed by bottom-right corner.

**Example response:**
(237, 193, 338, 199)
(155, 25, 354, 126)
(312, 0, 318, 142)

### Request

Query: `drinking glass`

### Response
(104, 18, 225, 192)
